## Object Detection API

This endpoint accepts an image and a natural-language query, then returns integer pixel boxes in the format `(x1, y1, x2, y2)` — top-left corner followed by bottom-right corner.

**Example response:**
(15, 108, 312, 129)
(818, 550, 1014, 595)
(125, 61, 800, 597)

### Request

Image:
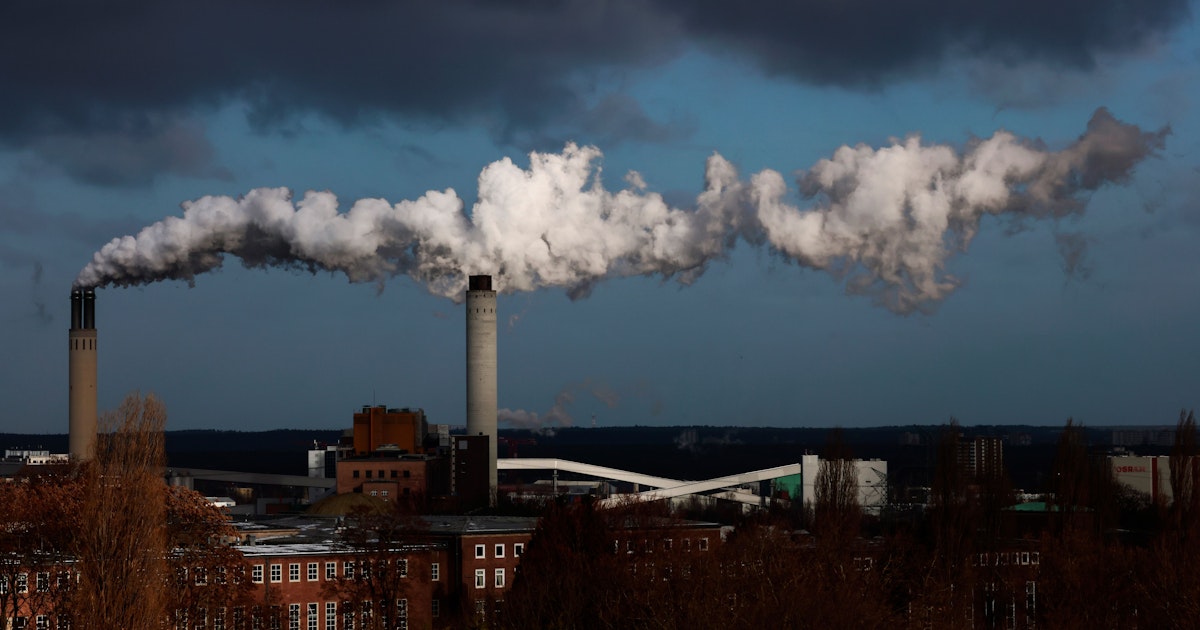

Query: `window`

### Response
(196, 567, 208, 586)
(214, 608, 226, 630)
(431, 600, 440, 618)
(344, 562, 355, 579)
(365, 470, 372, 479)
(289, 563, 300, 582)
(35, 617, 48, 630)
(698, 538, 710, 552)
(514, 543, 524, 557)
(307, 603, 318, 630)
(216, 566, 227, 585)
(270, 564, 282, 583)
(431, 563, 440, 581)
(288, 604, 300, 630)
(396, 599, 407, 619)
(474, 544, 486, 559)
(474, 569, 486, 588)
(494, 568, 505, 588)
(307, 563, 318, 581)
(391, 470, 398, 479)
(17, 573, 28, 593)
(353, 470, 360, 479)
(398, 559, 408, 578)
(325, 562, 336, 580)
(494, 544, 505, 558)
(369, 490, 378, 497)
(324, 603, 336, 630)
(252, 565, 264, 584)
(380, 491, 388, 497)
(36, 572, 49, 592)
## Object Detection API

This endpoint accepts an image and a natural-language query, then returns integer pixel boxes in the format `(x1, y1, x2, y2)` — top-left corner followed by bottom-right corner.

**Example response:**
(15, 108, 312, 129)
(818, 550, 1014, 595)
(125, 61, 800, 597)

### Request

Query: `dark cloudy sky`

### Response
(1, 0, 1197, 433)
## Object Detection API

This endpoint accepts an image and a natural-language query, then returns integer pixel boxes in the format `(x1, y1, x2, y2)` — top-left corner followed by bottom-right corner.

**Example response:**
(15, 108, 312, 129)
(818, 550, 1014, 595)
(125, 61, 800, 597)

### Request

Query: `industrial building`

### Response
(1110, 454, 1173, 504)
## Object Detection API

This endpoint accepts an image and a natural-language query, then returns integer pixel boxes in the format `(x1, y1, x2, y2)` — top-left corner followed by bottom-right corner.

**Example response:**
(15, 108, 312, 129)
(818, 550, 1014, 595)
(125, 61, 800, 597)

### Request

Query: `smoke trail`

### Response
(75, 108, 1166, 313)
(498, 379, 619, 431)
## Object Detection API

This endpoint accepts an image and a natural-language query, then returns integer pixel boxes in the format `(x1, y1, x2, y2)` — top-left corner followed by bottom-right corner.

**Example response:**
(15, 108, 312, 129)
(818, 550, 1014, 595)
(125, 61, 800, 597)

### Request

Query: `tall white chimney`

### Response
(466, 275, 497, 504)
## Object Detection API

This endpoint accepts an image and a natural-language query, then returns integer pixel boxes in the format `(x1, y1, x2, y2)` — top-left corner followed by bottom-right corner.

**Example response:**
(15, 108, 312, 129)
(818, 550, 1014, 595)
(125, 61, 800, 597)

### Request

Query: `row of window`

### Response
(0, 572, 72, 595)
(972, 551, 1040, 567)
(350, 469, 412, 479)
(6, 616, 61, 630)
(614, 537, 710, 554)
(473, 542, 524, 560)
(474, 568, 506, 589)
(251, 560, 428, 585)
(168, 600, 426, 630)
(250, 559, 424, 585)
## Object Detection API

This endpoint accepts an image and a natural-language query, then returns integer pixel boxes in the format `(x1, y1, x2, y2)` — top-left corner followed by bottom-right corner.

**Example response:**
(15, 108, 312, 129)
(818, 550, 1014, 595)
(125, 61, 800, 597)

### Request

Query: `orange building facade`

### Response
(351, 407, 428, 455)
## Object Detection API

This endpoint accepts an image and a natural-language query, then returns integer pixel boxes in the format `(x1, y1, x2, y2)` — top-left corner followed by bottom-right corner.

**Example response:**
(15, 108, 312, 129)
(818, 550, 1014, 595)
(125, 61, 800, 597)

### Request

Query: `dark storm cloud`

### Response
(0, 1, 677, 141)
(660, 0, 1190, 85)
(26, 117, 231, 187)
(0, 0, 1187, 184)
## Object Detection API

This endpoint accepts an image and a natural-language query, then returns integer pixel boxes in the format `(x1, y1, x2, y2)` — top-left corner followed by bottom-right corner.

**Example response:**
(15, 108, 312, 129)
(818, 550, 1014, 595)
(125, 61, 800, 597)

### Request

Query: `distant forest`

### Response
(1, 424, 1173, 492)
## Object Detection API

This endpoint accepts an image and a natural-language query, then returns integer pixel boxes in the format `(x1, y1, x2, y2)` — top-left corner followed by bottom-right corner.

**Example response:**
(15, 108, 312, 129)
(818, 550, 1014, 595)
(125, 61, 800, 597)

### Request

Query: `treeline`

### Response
(497, 413, 1200, 629)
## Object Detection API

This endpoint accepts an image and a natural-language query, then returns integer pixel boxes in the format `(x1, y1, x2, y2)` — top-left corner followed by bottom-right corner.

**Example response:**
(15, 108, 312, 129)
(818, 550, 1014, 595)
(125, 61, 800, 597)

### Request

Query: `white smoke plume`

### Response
(75, 108, 1166, 313)
(498, 379, 619, 432)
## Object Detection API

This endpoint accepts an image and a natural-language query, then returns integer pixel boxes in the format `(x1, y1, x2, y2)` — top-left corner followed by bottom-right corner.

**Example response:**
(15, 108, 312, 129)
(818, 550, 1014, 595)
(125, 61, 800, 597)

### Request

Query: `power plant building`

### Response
(351, 405, 428, 455)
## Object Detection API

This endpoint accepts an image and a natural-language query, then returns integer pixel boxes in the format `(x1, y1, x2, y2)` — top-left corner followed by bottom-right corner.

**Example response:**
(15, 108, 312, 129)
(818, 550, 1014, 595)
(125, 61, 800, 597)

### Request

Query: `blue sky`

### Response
(1, 1, 1197, 433)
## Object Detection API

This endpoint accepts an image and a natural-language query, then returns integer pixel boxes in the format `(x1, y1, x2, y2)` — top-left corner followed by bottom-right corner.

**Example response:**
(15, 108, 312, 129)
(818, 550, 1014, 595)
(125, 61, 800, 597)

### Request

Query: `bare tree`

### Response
(1168, 409, 1200, 538)
(62, 393, 170, 629)
(323, 504, 428, 630)
(813, 429, 860, 544)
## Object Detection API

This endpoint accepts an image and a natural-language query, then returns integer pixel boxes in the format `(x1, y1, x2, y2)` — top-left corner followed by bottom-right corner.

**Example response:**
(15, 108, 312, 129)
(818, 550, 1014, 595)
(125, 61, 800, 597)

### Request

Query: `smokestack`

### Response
(68, 288, 98, 461)
(466, 275, 497, 504)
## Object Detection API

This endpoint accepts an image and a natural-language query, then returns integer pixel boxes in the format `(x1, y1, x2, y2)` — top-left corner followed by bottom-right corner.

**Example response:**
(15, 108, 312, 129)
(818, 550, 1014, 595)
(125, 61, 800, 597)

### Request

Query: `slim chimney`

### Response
(466, 275, 497, 504)
(68, 288, 98, 461)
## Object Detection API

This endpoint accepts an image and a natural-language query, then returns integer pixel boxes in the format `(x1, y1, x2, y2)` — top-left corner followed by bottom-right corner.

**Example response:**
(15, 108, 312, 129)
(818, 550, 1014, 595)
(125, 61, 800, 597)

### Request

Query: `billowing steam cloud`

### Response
(75, 108, 1166, 313)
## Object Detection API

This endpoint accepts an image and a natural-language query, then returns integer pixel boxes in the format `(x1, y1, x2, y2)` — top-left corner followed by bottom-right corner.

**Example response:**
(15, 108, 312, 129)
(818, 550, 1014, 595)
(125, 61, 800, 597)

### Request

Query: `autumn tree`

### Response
(165, 485, 258, 628)
(0, 468, 79, 629)
(61, 393, 170, 629)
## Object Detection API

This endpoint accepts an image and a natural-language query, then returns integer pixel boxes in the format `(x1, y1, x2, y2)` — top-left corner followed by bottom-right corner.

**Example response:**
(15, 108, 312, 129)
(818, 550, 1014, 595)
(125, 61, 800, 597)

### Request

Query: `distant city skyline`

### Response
(1, 1, 1197, 433)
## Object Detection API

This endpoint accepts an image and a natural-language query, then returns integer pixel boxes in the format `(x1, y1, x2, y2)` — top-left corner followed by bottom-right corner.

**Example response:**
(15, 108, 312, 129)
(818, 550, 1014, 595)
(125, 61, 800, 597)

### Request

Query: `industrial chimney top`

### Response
(468, 275, 493, 291)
